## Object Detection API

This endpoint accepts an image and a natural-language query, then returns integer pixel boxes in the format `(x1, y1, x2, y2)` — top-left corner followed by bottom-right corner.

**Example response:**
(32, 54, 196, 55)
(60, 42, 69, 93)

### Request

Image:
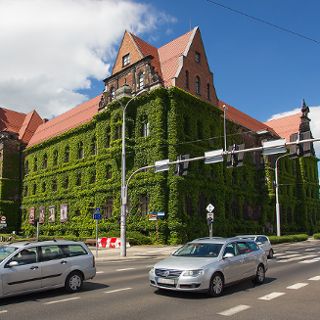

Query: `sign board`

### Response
(0, 215, 6, 223)
(207, 212, 214, 220)
(148, 214, 157, 221)
(157, 212, 165, 218)
(206, 204, 215, 213)
(93, 213, 102, 220)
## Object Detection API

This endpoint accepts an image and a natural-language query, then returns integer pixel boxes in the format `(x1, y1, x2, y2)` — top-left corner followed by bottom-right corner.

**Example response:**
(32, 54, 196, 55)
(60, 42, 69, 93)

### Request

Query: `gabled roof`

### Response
(0, 107, 43, 143)
(264, 113, 301, 141)
(218, 101, 278, 136)
(27, 95, 101, 147)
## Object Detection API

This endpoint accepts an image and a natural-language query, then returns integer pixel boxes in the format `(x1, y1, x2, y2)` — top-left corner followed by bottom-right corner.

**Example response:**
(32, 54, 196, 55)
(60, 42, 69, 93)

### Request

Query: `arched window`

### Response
(105, 198, 113, 218)
(53, 150, 58, 166)
(63, 176, 69, 189)
(139, 195, 149, 215)
(138, 72, 144, 90)
(106, 165, 112, 179)
(105, 128, 110, 148)
(64, 146, 70, 163)
(52, 179, 57, 192)
(33, 157, 38, 171)
(195, 76, 201, 95)
(185, 70, 189, 89)
(76, 172, 82, 186)
(33, 183, 37, 195)
(42, 153, 48, 169)
(78, 141, 84, 159)
(90, 170, 96, 184)
(42, 181, 46, 193)
(207, 83, 210, 100)
(90, 137, 97, 155)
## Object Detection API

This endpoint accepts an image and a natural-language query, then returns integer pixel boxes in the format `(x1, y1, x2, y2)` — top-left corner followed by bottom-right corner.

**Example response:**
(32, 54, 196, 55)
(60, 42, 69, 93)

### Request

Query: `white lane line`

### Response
(273, 253, 287, 257)
(0, 310, 8, 314)
(308, 275, 320, 281)
(44, 297, 81, 305)
(104, 288, 132, 294)
(116, 267, 135, 272)
(96, 271, 105, 274)
(218, 305, 251, 316)
(285, 251, 299, 254)
(305, 248, 316, 252)
(287, 283, 309, 290)
(259, 292, 285, 301)
(299, 258, 320, 264)
(277, 254, 300, 259)
(278, 254, 318, 263)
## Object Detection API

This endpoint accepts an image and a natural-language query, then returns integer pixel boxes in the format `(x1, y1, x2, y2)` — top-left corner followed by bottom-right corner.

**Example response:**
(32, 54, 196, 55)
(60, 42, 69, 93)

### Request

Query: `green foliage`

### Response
(313, 233, 320, 240)
(269, 234, 309, 244)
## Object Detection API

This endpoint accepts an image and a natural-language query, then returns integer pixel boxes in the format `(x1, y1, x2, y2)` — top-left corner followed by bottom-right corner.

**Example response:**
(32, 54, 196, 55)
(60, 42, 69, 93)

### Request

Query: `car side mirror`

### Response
(223, 253, 234, 259)
(7, 261, 19, 268)
(256, 242, 262, 245)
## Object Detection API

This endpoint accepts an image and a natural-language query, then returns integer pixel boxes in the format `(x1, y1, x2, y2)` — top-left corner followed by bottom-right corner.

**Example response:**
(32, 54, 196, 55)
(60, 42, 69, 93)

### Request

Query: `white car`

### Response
(0, 240, 96, 298)
(149, 237, 268, 296)
(236, 235, 274, 259)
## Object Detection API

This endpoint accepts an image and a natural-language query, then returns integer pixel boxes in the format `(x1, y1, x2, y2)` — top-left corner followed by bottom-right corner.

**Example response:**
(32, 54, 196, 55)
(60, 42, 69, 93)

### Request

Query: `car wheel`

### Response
(254, 264, 265, 284)
(208, 273, 224, 297)
(65, 271, 83, 293)
(267, 249, 274, 259)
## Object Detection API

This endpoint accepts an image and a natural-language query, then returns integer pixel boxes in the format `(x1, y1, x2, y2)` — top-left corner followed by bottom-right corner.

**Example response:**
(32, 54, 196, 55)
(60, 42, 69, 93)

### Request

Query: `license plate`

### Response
(157, 278, 175, 285)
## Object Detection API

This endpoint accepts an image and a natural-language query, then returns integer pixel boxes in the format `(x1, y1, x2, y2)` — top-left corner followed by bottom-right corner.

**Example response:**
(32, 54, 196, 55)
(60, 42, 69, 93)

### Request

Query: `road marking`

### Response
(277, 254, 300, 259)
(273, 253, 287, 257)
(96, 271, 104, 274)
(0, 310, 8, 314)
(287, 283, 309, 290)
(278, 254, 318, 263)
(259, 292, 285, 301)
(218, 305, 251, 316)
(104, 288, 132, 294)
(285, 250, 299, 254)
(116, 267, 135, 271)
(308, 275, 320, 281)
(44, 297, 81, 305)
(305, 248, 316, 252)
(299, 258, 320, 264)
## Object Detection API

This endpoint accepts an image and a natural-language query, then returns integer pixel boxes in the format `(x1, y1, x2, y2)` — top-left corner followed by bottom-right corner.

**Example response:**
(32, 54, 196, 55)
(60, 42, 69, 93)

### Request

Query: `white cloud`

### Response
(0, 0, 175, 118)
(268, 106, 320, 159)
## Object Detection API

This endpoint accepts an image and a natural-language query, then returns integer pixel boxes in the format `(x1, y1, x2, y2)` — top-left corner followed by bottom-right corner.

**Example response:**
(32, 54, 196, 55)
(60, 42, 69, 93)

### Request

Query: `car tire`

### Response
(65, 271, 83, 293)
(208, 273, 224, 297)
(267, 249, 274, 259)
(254, 264, 265, 284)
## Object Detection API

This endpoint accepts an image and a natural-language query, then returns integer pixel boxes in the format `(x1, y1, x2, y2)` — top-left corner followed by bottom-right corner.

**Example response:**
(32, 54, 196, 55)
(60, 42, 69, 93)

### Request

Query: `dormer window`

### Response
(122, 54, 130, 67)
(195, 51, 201, 63)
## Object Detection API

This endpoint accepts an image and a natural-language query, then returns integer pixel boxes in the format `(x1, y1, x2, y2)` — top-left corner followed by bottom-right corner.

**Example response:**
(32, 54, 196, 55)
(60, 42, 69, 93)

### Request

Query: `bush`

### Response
(269, 234, 308, 244)
(313, 233, 320, 240)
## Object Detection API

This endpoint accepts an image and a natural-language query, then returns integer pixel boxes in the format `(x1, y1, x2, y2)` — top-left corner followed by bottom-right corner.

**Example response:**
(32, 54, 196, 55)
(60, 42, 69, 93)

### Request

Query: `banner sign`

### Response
(60, 204, 68, 222)
(39, 206, 45, 224)
(29, 207, 35, 225)
(48, 206, 55, 223)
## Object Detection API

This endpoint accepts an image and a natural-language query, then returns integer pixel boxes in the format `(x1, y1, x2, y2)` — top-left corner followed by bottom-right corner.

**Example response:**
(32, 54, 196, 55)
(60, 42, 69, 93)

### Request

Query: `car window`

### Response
(0, 245, 17, 263)
(237, 242, 252, 254)
(223, 242, 238, 256)
(40, 245, 64, 261)
(173, 243, 223, 257)
(11, 247, 38, 265)
(247, 241, 259, 251)
(60, 244, 88, 257)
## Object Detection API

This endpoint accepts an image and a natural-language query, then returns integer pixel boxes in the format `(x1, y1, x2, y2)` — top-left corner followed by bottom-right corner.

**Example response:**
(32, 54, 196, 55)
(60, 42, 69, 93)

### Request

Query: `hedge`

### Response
(269, 234, 308, 244)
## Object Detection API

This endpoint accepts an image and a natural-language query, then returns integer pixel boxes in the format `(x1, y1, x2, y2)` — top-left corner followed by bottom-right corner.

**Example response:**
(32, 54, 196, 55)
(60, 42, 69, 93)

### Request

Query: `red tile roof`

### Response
(218, 101, 278, 136)
(27, 95, 101, 147)
(264, 113, 301, 141)
(19, 110, 43, 143)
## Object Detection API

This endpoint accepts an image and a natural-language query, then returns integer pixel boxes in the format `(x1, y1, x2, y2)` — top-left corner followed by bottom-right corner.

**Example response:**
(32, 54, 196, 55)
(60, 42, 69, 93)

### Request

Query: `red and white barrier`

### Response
(98, 237, 130, 248)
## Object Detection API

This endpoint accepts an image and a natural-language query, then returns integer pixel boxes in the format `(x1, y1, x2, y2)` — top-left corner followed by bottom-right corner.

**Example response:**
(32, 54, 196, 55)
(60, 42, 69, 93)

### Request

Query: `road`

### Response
(0, 240, 320, 320)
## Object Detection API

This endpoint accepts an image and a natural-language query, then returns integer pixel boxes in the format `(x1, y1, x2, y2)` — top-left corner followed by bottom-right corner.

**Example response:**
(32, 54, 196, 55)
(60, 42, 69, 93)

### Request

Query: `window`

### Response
(142, 121, 149, 137)
(64, 146, 70, 163)
(207, 83, 210, 100)
(76, 172, 81, 186)
(90, 137, 97, 155)
(60, 244, 88, 257)
(110, 87, 115, 101)
(185, 70, 189, 89)
(105, 129, 110, 148)
(106, 165, 112, 179)
(24, 185, 28, 197)
(90, 170, 96, 184)
(197, 121, 203, 139)
(33, 157, 38, 171)
(53, 150, 58, 166)
(195, 76, 201, 95)
(42, 154, 48, 169)
(195, 51, 201, 63)
(139, 195, 149, 215)
(122, 53, 130, 67)
(105, 198, 113, 218)
(40, 245, 64, 261)
(42, 181, 46, 193)
(63, 176, 69, 189)
(78, 142, 84, 159)
(223, 242, 238, 256)
(52, 179, 57, 192)
(115, 125, 122, 140)
(10, 248, 38, 265)
(138, 72, 144, 90)
(33, 184, 37, 195)
(25, 160, 29, 175)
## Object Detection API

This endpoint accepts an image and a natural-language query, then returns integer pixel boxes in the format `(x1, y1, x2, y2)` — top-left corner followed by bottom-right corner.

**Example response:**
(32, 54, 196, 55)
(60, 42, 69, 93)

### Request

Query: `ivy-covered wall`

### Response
(21, 87, 320, 243)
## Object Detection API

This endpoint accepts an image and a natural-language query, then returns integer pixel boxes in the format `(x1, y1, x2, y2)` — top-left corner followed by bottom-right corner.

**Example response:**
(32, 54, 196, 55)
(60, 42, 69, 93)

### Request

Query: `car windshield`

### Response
(0, 245, 17, 262)
(173, 243, 223, 257)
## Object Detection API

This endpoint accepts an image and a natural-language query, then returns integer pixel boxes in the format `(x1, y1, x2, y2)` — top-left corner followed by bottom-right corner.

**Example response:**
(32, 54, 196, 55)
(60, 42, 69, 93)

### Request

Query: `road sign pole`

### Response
(36, 221, 40, 241)
(209, 223, 213, 238)
(95, 219, 98, 258)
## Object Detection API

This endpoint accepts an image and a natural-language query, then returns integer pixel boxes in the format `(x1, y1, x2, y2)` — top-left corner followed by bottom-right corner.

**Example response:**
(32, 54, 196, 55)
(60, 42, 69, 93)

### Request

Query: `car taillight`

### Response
(93, 255, 95, 268)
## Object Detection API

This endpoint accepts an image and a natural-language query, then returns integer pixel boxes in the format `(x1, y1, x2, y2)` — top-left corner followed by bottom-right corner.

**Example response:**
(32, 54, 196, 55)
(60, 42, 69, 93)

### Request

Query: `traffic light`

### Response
(226, 144, 245, 168)
(289, 131, 313, 159)
(175, 154, 190, 176)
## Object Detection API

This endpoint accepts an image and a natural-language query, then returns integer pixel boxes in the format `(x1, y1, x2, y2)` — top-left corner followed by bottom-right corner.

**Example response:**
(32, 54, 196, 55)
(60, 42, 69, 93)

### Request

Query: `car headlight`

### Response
(182, 269, 204, 277)
(149, 267, 155, 274)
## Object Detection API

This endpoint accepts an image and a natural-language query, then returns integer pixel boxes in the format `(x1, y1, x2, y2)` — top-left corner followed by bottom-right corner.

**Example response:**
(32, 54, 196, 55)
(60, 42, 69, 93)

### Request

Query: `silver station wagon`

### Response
(0, 240, 96, 298)
(149, 237, 268, 296)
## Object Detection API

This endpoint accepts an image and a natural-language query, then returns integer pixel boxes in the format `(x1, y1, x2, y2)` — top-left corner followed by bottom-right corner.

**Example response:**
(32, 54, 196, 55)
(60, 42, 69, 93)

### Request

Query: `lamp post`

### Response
(120, 89, 147, 257)
(274, 153, 288, 237)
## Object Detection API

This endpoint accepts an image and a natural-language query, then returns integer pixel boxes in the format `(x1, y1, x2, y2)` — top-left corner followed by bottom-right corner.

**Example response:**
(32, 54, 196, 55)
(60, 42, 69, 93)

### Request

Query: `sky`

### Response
(0, 0, 319, 160)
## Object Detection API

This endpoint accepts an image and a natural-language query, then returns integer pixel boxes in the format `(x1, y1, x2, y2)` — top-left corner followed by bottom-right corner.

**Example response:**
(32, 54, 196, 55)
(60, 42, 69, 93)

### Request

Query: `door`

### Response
(237, 241, 257, 277)
(39, 245, 68, 288)
(1, 247, 41, 296)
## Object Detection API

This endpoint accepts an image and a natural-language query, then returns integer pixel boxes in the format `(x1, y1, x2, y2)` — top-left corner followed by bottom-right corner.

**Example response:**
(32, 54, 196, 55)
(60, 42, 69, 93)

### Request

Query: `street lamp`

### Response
(274, 153, 288, 237)
(119, 88, 147, 257)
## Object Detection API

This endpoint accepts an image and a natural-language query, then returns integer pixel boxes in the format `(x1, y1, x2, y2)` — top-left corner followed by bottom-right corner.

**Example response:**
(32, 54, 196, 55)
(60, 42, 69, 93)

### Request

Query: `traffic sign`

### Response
(157, 212, 165, 217)
(206, 204, 215, 213)
(93, 213, 102, 220)
(148, 214, 157, 221)
(207, 212, 214, 220)
(0, 216, 6, 223)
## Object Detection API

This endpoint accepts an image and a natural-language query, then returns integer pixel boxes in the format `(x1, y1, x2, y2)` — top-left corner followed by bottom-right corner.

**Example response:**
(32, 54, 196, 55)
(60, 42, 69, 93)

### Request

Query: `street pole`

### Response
(95, 219, 98, 258)
(120, 89, 147, 257)
(209, 223, 213, 238)
(275, 153, 288, 237)
(36, 220, 39, 241)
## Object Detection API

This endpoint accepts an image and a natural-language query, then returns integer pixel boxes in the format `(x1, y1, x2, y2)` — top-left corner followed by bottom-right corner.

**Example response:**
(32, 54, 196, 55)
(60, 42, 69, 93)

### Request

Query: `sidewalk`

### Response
(89, 245, 180, 262)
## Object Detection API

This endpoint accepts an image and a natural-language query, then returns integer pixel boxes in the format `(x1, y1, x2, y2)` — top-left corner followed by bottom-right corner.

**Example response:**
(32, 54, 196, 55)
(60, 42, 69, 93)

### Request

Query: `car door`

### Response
(221, 242, 245, 284)
(1, 247, 41, 296)
(257, 236, 269, 255)
(237, 241, 256, 278)
(39, 245, 68, 288)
